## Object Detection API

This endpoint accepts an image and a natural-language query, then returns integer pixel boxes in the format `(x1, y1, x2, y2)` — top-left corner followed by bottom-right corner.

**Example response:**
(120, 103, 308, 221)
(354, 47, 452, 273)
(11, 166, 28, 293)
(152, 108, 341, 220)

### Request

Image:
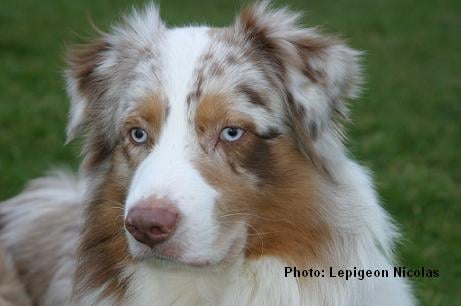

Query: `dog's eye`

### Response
(219, 127, 245, 142)
(130, 128, 148, 144)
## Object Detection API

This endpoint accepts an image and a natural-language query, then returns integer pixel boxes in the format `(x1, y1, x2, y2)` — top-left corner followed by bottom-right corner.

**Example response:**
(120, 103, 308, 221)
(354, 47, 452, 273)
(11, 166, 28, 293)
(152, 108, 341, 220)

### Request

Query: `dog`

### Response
(0, 2, 415, 305)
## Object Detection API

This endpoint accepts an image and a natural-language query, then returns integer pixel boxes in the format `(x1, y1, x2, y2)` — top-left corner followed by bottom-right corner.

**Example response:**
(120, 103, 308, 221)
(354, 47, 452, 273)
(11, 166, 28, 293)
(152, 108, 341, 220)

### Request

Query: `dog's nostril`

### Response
(125, 222, 141, 236)
(125, 204, 179, 247)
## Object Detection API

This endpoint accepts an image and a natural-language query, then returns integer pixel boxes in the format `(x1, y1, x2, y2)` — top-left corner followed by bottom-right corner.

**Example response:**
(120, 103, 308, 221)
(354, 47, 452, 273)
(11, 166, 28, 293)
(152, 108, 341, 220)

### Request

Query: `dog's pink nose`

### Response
(125, 199, 179, 247)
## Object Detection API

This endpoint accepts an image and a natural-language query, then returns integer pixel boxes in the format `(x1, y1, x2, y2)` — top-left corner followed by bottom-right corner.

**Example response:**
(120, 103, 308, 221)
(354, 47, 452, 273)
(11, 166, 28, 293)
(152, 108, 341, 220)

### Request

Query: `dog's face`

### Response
(67, 2, 360, 275)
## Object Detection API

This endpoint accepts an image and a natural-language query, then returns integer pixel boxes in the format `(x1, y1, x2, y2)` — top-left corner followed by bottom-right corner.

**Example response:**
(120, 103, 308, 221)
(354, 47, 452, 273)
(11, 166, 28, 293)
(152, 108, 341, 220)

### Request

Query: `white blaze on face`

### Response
(125, 27, 223, 263)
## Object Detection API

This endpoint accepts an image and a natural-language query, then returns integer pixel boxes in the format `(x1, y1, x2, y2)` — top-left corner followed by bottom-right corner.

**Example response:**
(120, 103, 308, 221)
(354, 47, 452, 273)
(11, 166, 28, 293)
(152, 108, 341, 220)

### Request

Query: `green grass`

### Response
(0, 0, 459, 304)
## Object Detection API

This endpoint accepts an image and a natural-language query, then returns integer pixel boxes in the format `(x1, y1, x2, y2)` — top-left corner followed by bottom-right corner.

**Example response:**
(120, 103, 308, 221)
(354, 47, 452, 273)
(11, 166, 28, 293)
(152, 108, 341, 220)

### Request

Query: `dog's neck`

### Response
(124, 256, 301, 306)
(72, 256, 302, 306)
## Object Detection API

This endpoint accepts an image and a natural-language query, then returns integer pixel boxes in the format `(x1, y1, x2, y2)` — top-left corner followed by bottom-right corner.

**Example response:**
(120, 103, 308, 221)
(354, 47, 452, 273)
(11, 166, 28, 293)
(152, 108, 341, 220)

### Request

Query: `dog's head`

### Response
(67, 1, 360, 286)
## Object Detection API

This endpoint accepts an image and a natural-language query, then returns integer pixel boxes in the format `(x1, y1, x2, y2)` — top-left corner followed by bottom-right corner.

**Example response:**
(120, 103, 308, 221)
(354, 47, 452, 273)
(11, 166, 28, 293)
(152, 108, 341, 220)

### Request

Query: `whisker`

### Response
(218, 220, 264, 257)
(218, 221, 279, 236)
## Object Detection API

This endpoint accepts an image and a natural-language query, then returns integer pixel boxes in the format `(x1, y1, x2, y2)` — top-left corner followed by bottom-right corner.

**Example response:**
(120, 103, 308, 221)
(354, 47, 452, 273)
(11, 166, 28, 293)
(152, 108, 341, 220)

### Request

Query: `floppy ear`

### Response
(65, 39, 109, 143)
(235, 2, 362, 140)
(64, 4, 164, 143)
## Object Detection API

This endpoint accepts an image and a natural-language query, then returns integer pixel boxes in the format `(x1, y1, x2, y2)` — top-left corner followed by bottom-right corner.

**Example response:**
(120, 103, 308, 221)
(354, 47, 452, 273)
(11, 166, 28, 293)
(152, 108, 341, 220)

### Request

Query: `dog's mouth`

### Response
(127, 232, 247, 268)
(140, 252, 215, 268)
(130, 245, 212, 267)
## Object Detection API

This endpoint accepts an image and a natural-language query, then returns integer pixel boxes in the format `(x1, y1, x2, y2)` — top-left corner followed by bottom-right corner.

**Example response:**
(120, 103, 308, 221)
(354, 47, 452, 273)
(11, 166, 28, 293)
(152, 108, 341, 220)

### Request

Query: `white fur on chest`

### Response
(123, 257, 301, 306)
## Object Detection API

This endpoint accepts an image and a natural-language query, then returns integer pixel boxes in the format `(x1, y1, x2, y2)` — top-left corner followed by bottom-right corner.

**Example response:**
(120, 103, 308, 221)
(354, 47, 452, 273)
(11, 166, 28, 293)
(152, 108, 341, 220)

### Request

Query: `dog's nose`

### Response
(125, 199, 179, 247)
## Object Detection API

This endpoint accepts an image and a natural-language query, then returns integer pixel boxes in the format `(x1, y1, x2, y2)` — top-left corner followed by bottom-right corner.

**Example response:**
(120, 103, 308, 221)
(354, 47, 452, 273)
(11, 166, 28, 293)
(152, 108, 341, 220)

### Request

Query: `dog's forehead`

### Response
(158, 27, 210, 108)
(120, 25, 285, 137)
(140, 26, 282, 132)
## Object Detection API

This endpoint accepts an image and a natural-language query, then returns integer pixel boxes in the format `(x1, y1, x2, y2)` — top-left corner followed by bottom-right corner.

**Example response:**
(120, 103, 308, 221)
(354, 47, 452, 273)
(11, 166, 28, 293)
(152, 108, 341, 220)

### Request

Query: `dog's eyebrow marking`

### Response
(237, 84, 267, 107)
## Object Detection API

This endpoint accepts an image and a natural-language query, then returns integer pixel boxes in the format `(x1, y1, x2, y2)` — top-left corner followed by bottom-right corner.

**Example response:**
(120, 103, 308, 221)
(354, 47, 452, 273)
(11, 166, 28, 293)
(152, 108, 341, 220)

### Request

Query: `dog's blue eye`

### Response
(220, 127, 245, 142)
(130, 128, 148, 144)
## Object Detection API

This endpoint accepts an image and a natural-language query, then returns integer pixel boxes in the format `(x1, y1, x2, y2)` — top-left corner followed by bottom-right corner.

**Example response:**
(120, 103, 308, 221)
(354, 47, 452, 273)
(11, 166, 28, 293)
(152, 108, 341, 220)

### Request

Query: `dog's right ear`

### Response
(64, 4, 164, 143)
(65, 39, 109, 143)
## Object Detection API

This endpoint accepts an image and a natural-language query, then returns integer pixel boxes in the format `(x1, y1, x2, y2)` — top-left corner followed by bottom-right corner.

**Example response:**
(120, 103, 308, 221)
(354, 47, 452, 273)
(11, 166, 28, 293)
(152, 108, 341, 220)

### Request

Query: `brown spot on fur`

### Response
(237, 84, 267, 107)
(75, 154, 132, 303)
(240, 135, 278, 183)
(195, 93, 258, 137)
(195, 93, 228, 134)
(132, 94, 168, 140)
(119, 95, 168, 169)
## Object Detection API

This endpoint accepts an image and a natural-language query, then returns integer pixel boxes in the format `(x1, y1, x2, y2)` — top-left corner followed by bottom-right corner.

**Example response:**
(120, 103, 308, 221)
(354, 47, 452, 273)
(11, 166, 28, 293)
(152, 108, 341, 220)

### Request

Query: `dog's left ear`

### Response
(235, 2, 362, 140)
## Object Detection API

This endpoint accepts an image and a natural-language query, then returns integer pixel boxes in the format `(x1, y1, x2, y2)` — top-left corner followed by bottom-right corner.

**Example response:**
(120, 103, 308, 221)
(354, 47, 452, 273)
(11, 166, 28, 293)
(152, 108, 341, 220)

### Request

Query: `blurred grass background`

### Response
(0, 0, 459, 305)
